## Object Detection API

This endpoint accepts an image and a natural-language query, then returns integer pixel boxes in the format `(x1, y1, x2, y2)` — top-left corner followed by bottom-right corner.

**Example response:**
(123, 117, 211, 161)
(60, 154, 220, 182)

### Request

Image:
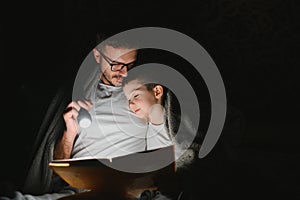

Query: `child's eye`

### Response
(134, 94, 139, 98)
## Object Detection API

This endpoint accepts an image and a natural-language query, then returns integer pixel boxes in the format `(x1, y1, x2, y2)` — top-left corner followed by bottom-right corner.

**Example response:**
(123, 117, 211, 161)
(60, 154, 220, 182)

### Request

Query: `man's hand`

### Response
(54, 100, 93, 160)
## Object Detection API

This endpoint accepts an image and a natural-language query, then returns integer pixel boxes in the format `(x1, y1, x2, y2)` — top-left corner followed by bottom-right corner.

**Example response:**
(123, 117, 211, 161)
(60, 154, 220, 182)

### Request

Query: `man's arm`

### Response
(53, 101, 80, 160)
(54, 130, 77, 160)
(53, 100, 93, 160)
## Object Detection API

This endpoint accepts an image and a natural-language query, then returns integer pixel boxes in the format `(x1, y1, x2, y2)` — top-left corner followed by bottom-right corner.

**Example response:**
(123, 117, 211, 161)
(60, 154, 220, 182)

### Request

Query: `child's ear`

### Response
(153, 85, 163, 100)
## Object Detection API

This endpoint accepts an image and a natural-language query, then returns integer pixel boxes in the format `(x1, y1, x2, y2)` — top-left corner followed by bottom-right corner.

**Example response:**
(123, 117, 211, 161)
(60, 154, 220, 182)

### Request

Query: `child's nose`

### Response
(129, 98, 136, 105)
(129, 102, 136, 111)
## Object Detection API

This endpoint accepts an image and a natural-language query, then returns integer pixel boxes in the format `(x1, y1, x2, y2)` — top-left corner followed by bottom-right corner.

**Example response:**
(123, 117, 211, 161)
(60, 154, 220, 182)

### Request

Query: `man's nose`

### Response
(119, 66, 128, 77)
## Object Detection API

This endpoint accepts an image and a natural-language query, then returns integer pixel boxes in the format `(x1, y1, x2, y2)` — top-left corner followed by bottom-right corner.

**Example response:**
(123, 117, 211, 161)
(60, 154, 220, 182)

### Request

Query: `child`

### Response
(122, 71, 200, 199)
(122, 72, 174, 151)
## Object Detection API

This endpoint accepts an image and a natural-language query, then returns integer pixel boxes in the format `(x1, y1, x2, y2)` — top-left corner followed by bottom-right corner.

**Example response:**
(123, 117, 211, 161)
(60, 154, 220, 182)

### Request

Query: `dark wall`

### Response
(2, 0, 300, 197)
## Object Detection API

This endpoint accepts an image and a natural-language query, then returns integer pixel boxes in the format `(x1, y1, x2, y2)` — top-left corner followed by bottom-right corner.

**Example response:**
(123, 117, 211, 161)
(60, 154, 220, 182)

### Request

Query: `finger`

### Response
(63, 108, 79, 119)
(77, 100, 91, 110)
(64, 101, 80, 119)
(85, 100, 93, 108)
(66, 101, 81, 112)
(64, 109, 78, 121)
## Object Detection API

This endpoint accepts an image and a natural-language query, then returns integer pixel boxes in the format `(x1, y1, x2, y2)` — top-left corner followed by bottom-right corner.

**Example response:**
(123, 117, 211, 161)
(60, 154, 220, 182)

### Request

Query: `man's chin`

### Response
(113, 79, 123, 86)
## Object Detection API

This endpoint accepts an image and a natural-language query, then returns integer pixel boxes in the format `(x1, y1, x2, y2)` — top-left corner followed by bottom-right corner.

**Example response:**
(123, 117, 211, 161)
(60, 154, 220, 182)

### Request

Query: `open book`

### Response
(49, 145, 176, 199)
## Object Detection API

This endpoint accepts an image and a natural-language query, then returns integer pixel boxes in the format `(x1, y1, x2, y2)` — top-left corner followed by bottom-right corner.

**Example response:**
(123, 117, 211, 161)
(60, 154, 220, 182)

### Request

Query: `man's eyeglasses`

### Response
(96, 49, 135, 72)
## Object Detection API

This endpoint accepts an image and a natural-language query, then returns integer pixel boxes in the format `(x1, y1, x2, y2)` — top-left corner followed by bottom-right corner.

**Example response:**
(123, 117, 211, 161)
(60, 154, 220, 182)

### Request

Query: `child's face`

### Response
(123, 80, 159, 119)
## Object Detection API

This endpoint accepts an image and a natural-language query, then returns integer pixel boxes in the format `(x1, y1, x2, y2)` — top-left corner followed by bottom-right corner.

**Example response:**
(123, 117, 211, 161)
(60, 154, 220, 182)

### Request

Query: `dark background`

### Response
(1, 0, 300, 198)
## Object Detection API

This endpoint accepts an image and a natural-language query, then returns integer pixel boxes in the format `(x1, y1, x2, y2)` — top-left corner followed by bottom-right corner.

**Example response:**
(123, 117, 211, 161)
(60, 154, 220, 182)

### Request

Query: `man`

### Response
(53, 36, 148, 160)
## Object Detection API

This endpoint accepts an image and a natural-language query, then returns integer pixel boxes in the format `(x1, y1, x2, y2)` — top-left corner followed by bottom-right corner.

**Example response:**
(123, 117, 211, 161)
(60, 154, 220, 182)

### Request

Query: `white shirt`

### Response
(146, 122, 173, 151)
(72, 82, 172, 159)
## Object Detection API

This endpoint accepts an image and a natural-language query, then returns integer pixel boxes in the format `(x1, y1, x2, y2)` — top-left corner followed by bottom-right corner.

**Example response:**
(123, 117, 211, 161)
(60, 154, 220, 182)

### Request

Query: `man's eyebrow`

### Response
(112, 56, 136, 64)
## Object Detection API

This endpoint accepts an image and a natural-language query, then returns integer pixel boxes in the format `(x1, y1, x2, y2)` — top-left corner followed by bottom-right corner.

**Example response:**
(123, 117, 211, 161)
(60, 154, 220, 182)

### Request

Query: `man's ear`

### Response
(153, 85, 163, 100)
(93, 48, 101, 63)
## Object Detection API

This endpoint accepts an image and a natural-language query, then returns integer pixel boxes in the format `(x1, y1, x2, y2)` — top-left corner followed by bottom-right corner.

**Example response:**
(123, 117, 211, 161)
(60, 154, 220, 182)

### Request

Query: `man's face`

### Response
(94, 45, 137, 86)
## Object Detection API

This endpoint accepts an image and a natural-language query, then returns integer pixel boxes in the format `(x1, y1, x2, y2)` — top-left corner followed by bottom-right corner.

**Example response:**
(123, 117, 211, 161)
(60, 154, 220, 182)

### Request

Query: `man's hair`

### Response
(95, 31, 139, 51)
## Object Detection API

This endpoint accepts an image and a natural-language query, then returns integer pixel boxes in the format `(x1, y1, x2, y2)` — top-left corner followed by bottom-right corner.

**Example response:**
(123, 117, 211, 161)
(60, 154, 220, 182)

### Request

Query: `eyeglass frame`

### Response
(96, 48, 136, 72)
